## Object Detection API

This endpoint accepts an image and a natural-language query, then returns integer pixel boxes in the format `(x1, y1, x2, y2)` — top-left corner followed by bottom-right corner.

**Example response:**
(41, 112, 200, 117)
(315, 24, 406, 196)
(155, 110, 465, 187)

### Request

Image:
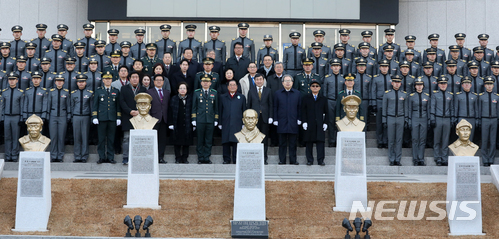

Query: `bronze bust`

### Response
(19, 114, 51, 151)
(449, 119, 479, 156)
(235, 109, 266, 143)
(130, 93, 158, 130)
(336, 95, 365, 132)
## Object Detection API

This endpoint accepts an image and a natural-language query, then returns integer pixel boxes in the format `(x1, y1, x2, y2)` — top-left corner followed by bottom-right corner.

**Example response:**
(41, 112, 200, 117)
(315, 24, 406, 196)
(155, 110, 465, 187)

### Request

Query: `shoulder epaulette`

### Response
(210, 89, 217, 92)
(205, 41, 208, 43)
(437, 63, 442, 66)
(373, 75, 378, 77)
(83, 72, 88, 74)
(485, 61, 490, 64)
(297, 72, 303, 76)
(59, 72, 64, 74)
(410, 93, 415, 96)
(433, 90, 439, 93)
(460, 59, 466, 62)
(2, 88, 6, 92)
(62, 50, 67, 53)
(385, 90, 391, 93)
(88, 90, 93, 93)
(410, 75, 415, 78)
(260, 47, 264, 50)
(48, 39, 52, 42)
(194, 89, 201, 92)
(71, 90, 76, 94)
(90, 55, 96, 57)
(414, 62, 419, 65)
(449, 92, 453, 95)
(68, 39, 73, 42)
(395, 43, 400, 46)
(496, 93, 499, 96)
(479, 92, 484, 96)
(50, 88, 55, 91)
(77, 38, 81, 41)
(322, 57, 328, 61)
(285, 46, 290, 49)
(402, 91, 407, 94)
(325, 74, 330, 78)
(345, 58, 350, 61)
(416, 50, 421, 53)
(64, 89, 69, 92)
(18, 89, 23, 92)
(401, 50, 405, 53)
(350, 44, 354, 47)
(338, 90, 345, 94)
(155, 40, 160, 42)
(354, 57, 359, 60)
(250, 39, 253, 41)
(367, 74, 372, 78)
(472, 92, 478, 95)
(379, 44, 383, 47)
(42, 88, 46, 91)
(232, 38, 236, 40)
(424, 92, 429, 96)
(456, 92, 462, 95)
(439, 48, 444, 51)
(26, 87, 31, 91)
(221, 40, 224, 43)
(395, 60, 399, 63)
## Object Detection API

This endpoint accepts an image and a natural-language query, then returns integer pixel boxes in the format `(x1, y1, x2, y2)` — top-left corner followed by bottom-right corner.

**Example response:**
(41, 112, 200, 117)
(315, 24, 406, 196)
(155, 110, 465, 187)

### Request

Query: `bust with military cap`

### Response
(336, 95, 365, 132)
(130, 92, 158, 130)
(19, 114, 51, 151)
(449, 119, 479, 156)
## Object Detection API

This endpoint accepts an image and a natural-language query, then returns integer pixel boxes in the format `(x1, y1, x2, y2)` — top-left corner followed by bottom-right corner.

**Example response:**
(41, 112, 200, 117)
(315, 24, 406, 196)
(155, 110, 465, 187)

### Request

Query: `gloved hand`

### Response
(372, 105, 377, 112)
(323, 123, 328, 131)
(297, 120, 302, 125)
(214, 121, 218, 127)
(273, 121, 278, 126)
(218, 125, 222, 130)
(93, 119, 99, 125)
(192, 121, 196, 126)
(169, 125, 174, 130)
(302, 122, 308, 130)
(382, 123, 387, 129)
(193, 126, 196, 131)
(268, 118, 273, 124)
(116, 119, 121, 126)
(430, 120, 436, 128)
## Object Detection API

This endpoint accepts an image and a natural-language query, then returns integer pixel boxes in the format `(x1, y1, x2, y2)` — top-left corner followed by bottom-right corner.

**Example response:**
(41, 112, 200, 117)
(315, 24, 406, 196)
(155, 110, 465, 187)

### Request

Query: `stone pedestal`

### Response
(446, 156, 485, 236)
(0, 159, 4, 179)
(124, 129, 161, 209)
(333, 132, 369, 212)
(231, 143, 268, 238)
(13, 152, 51, 232)
(490, 165, 499, 192)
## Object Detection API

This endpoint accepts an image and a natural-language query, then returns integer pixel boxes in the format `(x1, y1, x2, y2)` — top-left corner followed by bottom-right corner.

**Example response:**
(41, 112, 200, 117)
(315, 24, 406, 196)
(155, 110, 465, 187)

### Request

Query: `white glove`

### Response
(193, 127, 196, 131)
(116, 119, 121, 126)
(302, 122, 308, 130)
(268, 118, 273, 124)
(214, 122, 218, 126)
(323, 123, 328, 131)
(297, 120, 302, 125)
(192, 121, 196, 126)
(92, 119, 99, 125)
(218, 125, 222, 130)
(273, 121, 278, 126)
(169, 125, 174, 130)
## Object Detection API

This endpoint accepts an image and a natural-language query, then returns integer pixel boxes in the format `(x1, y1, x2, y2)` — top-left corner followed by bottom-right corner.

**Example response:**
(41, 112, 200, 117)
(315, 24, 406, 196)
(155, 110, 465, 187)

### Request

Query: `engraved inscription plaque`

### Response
(231, 220, 269, 238)
(455, 163, 479, 201)
(340, 137, 365, 176)
(237, 149, 262, 189)
(131, 135, 155, 174)
(20, 157, 44, 197)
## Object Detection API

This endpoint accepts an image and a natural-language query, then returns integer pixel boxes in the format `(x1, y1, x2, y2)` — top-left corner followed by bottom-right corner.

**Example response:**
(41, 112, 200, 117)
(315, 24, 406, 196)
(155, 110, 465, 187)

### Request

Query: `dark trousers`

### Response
(97, 121, 116, 161)
(196, 122, 214, 162)
(306, 141, 325, 164)
(65, 122, 73, 144)
(90, 123, 98, 144)
(256, 115, 269, 160)
(174, 145, 189, 163)
(278, 133, 297, 164)
(49, 115, 67, 160)
(482, 118, 497, 164)
(4, 115, 20, 161)
(327, 99, 337, 145)
(155, 120, 168, 161)
(269, 124, 279, 146)
(223, 142, 238, 163)
(114, 125, 123, 154)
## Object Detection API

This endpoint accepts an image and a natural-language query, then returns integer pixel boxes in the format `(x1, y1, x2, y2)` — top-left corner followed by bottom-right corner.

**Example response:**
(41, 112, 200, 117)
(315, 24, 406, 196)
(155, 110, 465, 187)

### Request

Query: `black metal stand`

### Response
(125, 228, 132, 237)
(145, 228, 151, 237)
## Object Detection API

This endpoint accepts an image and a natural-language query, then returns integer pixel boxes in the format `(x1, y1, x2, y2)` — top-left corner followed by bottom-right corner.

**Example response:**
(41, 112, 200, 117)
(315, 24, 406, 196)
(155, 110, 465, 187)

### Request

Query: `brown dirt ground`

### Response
(0, 178, 498, 238)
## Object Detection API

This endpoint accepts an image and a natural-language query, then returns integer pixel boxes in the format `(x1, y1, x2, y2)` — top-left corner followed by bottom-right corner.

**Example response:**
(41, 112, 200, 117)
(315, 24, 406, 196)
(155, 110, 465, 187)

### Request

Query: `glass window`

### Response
(248, 23, 280, 56)
(304, 24, 340, 50)
(377, 24, 391, 46)
(347, 27, 376, 49)
(145, 22, 182, 43)
(94, 22, 108, 42)
(109, 23, 146, 44)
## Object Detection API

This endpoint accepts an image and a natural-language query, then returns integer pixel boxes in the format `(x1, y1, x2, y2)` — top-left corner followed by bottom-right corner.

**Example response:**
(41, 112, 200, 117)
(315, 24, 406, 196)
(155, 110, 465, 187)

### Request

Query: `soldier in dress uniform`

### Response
(467, 60, 485, 94)
(354, 42, 378, 76)
(202, 26, 226, 64)
(425, 48, 443, 76)
(406, 78, 430, 166)
(56, 24, 75, 57)
(310, 42, 328, 80)
(478, 76, 499, 166)
(448, 33, 471, 62)
(92, 72, 121, 164)
(378, 28, 400, 61)
(120, 41, 135, 70)
(356, 30, 377, 59)
(477, 34, 494, 63)
(74, 42, 89, 73)
(353, 58, 373, 127)
(430, 76, 455, 166)
(104, 50, 121, 82)
(71, 74, 93, 163)
(192, 74, 219, 164)
(31, 23, 51, 58)
(444, 59, 463, 94)
(141, 43, 162, 76)
(491, 60, 499, 93)
(332, 43, 352, 76)
(23, 71, 48, 124)
(332, 29, 355, 60)
(47, 75, 71, 162)
(423, 34, 446, 64)
(194, 57, 220, 91)
(282, 32, 306, 77)
(14, 56, 32, 90)
(9, 25, 27, 59)
(454, 76, 478, 143)
(382, 74, 407, 166)
(257, 35, 278, 68)
(419, 62, 439, 97)
(85, 58, 102, 94)
(45, 34, 68, 73)
(130, 28, 147, 60)
(25, 42, 40, 72)
(445, 45, 467, 76)
(323, 58, 345, 147)
(62, 57, 78, 95)
(382, 45, 400, 76)
(400, 35, 422, 64)
(2, 72, 24, 162)
(469, 46, 491, 77)
(155, 25, 176, 62)
(371, 59, 393, 147)
(307, 30, 331, 59)
(0, 42, 17, 72)
(401, 49, 421, 77)
(230, 23, 255, 63)
(105, 29, 121, 56)
(399, 61, 415, 94)
(293, 58, 321, 98)
(178, 25, 202, 62)
(92, 40, 110, 73)
(76, 23, 97, 57)
(39, 57, 56, 90)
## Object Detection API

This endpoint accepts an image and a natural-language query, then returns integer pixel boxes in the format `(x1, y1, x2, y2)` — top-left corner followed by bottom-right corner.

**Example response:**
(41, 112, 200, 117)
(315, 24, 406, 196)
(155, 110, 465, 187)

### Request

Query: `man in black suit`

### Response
(182, 48, 200, 78)
(247, 73, 273, 164)
(257, 55, 276, 79)
(301, 80, 328, 166)
(161, 52, 179, 80)
(119, 71, 147, 164)
(148, 74, 171, 163)
(226, 42, 250, 83)
(170, 59, 194, 96)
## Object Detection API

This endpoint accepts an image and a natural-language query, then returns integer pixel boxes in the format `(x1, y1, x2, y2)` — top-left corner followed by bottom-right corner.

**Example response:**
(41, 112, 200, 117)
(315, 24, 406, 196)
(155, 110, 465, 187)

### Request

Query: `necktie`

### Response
(159, 89, 163, 102)
(258, 87, 262, 100)
(348, 90, 351, 95)
(314, 95, 317, 101)
(205, 90, 208, 96)
(107, 88, 110, 94)
(252, 77, 255, 85)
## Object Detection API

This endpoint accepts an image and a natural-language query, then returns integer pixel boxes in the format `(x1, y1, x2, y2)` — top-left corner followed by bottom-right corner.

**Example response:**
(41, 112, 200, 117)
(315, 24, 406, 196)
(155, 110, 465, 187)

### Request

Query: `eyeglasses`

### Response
(310, 85, 320, 88)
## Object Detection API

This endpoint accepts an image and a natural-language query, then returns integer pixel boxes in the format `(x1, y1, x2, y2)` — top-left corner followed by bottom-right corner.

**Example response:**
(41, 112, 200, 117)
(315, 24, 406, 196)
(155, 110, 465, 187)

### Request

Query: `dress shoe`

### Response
(306, 162, 312, 166)
(109, 160, 117, 164)
(389, 162, 395, 166)
(328, 143, 335, 148)
(183, 160, 189, 164)
(198, 161, 203, 164)
(223, 161, 230, 164)
(97, 159, 105, 164)
(207, 160, 213, 164)
(82, 159, 87, 163)
(264, 161, 268, 165)
(419, 161, 426, 166)
(413, 162, 418, 166)
(319, 162, 326, 166)
(159, 159, 167, 164)
(378, 144, 383, 148)
(396, 162, 402, 166)
(293, 162, 299, 165)
(73, 159, 82, 163)
(122, 159, 128, 165)
(441, 162, 448, 166)
(175, 160, 180, 164)
(436, 161, 442, 166)
(278, 162, 285, 165)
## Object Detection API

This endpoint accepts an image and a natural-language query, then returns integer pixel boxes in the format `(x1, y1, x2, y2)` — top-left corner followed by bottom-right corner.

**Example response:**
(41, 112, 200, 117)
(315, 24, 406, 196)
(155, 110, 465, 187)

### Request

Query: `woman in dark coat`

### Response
(219, 79, 246, 163)
(219, 68, 242, 95)
(168, 81, 193, 163)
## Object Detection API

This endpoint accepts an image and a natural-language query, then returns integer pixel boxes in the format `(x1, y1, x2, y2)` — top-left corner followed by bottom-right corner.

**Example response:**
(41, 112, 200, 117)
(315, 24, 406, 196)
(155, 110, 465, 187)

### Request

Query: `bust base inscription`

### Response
(231, 220, 269, 238)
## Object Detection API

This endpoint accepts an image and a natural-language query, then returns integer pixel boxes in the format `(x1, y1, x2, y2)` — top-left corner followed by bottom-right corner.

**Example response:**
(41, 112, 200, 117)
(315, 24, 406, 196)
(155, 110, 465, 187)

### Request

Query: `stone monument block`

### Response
(13, 152, 51, 231)
(490, 165, 499, 193)
(446, 156, 484, 236)
(334, 131, 369, 212)
(124, 129, 161, 209)
(0, 159, 4, 179)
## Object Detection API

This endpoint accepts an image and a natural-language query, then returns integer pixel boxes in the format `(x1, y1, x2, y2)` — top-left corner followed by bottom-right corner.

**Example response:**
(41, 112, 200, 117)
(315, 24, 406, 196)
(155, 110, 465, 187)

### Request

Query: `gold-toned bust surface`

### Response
(19, 114, 51, 151)
(449, 119, 479, 156)
(235, 109, 266, 143)
(336, 95, 365, 132)
(130, 93, 158, 130)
